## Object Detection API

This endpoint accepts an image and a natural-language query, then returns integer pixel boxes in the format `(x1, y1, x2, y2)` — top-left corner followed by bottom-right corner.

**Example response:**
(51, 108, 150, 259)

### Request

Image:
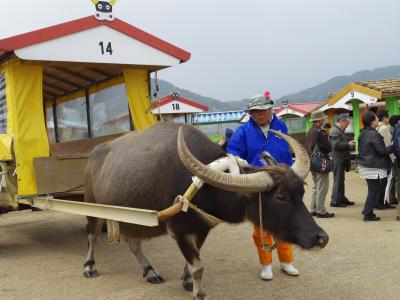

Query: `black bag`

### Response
(310, 144, 333, 173)
(344, 159, 351, 172)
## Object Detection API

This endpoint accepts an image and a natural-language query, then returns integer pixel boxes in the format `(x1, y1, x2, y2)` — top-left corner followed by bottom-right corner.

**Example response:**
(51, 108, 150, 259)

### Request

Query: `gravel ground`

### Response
(1, 171, 400, 300)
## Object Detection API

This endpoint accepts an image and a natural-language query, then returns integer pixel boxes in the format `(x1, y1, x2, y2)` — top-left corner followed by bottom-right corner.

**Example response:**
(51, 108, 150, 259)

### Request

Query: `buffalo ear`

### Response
(261, 151, 278, 166)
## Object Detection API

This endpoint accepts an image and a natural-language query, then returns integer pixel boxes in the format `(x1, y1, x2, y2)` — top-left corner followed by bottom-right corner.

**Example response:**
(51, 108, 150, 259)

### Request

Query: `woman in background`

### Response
(357, 112, 393, 221)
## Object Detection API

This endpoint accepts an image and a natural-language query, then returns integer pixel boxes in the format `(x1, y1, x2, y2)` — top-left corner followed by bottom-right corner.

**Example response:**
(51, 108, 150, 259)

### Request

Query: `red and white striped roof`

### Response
(275, 102, 323, 117)
(152, 95, 208, 114)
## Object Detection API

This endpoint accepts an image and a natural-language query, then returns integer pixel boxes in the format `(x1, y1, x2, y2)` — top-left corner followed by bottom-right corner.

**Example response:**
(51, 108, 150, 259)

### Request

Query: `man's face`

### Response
(383, 116, 389, 125)
(250, 108, 272, 126)
(317, 119, 325, 127)
(338, 119, 349, 129)
(371, 115, 380, 128)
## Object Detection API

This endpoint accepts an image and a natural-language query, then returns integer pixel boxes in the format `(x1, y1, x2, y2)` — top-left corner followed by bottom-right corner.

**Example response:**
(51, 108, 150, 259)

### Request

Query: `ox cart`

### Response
(0, 14, 192, 236)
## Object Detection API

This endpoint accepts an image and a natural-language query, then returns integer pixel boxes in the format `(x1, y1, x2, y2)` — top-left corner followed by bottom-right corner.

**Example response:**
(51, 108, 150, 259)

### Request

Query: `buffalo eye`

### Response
(97, 3, 103, 9)
(274, 194, 287, 203)
(106, 5, 111, 10)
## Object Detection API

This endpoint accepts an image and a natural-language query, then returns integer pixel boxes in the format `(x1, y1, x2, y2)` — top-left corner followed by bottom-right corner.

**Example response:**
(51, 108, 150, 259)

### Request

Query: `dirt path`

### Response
(1, 171, 400, 299)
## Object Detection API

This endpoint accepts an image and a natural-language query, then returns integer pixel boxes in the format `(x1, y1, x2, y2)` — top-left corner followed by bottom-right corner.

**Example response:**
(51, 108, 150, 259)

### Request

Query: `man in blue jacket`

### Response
(227, 91, 298, 281)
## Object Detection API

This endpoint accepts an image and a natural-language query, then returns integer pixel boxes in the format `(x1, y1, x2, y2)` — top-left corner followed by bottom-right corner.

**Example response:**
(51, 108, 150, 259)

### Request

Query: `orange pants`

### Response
(253, 226, 293, 266)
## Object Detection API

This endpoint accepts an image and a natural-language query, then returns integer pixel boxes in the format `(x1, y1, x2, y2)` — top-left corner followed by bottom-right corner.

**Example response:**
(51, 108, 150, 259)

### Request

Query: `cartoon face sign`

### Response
(92, 0, 116, 21)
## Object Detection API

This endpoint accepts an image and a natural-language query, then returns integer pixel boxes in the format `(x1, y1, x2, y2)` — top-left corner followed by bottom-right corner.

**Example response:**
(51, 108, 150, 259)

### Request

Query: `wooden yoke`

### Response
(156, 155, 242, 222)
(157, 182, 200, 222)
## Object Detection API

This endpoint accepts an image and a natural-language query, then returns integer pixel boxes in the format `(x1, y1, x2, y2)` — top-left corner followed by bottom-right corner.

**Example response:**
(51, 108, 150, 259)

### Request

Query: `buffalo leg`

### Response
(181, 229, 209, 293)
(83, 217, 104, 278)
(125, 237, 165, 284)
(176, 234, 207, 300)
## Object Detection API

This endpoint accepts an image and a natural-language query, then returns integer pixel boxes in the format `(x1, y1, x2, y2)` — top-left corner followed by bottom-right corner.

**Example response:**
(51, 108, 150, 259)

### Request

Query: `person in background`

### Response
(369, 106, 379, 114)
(305, 111, 334, 218)
(389, 115, 400, 220)
(376, 110, 396, 209)
(227, 91, 299, 281)
(357, 112, 393, 221)
(329, 114, 355, 207)
(323, 123, 332, 132)
(221, 127, 234, 151)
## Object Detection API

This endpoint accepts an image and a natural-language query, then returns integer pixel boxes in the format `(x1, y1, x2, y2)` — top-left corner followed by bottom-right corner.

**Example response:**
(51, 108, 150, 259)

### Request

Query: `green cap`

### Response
(246, 92, 274, 111)
(310, 111, 327, 122)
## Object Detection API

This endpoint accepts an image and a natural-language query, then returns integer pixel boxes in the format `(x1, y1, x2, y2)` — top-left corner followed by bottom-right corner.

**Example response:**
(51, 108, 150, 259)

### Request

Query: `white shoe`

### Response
(280, 262, 299, 276)
(260, 264, 273, 280)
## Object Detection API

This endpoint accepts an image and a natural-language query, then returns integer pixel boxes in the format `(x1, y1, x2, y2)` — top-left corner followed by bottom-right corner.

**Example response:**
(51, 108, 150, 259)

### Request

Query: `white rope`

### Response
(191, 155, 241, 189)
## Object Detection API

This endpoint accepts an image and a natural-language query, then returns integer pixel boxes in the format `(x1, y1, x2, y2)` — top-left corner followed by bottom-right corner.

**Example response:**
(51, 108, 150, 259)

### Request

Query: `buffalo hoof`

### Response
(143, 266, 164, 284)
(146, 271, 164, 284)
(83, 265, 99, 278)
(194, 290, 207, 300)
(182, 277, 193, 292)
(83, 269, 99, 278)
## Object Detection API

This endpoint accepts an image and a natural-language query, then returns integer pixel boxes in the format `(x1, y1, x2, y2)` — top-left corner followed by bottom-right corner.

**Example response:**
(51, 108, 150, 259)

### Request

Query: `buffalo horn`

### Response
(268, 129, 310, 179)
(177, 127, 275, 193)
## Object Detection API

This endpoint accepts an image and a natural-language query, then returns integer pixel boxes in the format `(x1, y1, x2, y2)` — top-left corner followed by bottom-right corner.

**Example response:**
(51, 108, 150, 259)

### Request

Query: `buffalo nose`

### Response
(317, 233, 329, 248)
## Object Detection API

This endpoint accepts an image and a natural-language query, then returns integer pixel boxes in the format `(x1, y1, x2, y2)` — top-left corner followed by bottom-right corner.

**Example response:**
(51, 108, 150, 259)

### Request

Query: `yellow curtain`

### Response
(6, 60, 49, 195)
(0, 62, 15, 160)
(123, 69, 156, 130)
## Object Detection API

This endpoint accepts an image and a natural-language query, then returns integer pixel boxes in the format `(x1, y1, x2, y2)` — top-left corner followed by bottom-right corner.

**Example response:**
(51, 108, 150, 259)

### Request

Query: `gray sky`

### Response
(1, 0, 400, 101)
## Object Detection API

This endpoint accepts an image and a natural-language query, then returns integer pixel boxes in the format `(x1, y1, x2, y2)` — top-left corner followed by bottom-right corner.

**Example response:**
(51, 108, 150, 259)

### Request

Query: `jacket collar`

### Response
(249, 114, 276, 125)
(334, 124, 345, 133)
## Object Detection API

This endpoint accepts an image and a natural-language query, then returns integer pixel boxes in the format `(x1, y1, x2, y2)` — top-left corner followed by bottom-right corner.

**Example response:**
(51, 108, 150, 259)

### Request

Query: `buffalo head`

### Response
(177, 127, 329, 249)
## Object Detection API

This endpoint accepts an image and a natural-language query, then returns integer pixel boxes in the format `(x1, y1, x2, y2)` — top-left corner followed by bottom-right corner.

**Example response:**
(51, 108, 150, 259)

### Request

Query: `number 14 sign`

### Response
(99, 41, 113, 55)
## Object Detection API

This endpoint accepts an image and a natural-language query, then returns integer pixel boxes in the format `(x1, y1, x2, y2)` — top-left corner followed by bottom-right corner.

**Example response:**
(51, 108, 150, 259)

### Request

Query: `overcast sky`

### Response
(1, 0, 400, 101)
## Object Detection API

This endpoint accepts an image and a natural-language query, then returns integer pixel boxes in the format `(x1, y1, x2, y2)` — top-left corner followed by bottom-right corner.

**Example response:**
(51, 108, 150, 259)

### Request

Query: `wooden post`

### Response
(327, 110, 333, 126)
(386, 97, 400, 116)
(305, 115, 312, 132)
(18, 197, 159, 227)
(352, 100, 360, 153)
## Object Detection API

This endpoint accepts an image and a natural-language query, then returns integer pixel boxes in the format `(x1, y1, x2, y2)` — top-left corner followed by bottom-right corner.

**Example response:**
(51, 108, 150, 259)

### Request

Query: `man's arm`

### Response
(329, 130, 350, 151)
(378, 126, 392, 147)
(371, 132, 393, 156)
(227, 127, 247, 160)
(280, 120, 293, 166)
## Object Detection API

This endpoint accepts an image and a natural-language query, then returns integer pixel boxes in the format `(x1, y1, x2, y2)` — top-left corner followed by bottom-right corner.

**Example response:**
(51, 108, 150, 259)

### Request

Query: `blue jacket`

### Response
(227, 115, 293, 167)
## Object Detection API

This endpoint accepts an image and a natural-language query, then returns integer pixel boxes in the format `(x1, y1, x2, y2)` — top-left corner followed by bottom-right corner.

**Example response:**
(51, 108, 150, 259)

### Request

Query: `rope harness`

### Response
(174, 195, 222, 227)
(173, 192, 275, 252)
(162, 156, 276, 252)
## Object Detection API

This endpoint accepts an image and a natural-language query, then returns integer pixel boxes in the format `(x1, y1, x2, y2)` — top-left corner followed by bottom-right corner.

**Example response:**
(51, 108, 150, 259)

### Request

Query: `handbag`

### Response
(310, 143, 333, 173)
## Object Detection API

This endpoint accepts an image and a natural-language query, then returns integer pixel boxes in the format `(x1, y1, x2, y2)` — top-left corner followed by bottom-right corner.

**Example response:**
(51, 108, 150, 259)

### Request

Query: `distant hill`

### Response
(276, 65, 400, 105)
(153, 65, 400, 111)
(151, 80, 232, 111)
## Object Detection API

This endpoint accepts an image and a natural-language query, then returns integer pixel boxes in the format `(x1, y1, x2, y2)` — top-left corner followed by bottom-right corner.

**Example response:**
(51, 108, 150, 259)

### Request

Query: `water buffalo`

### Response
(83, 122, 328, 299)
